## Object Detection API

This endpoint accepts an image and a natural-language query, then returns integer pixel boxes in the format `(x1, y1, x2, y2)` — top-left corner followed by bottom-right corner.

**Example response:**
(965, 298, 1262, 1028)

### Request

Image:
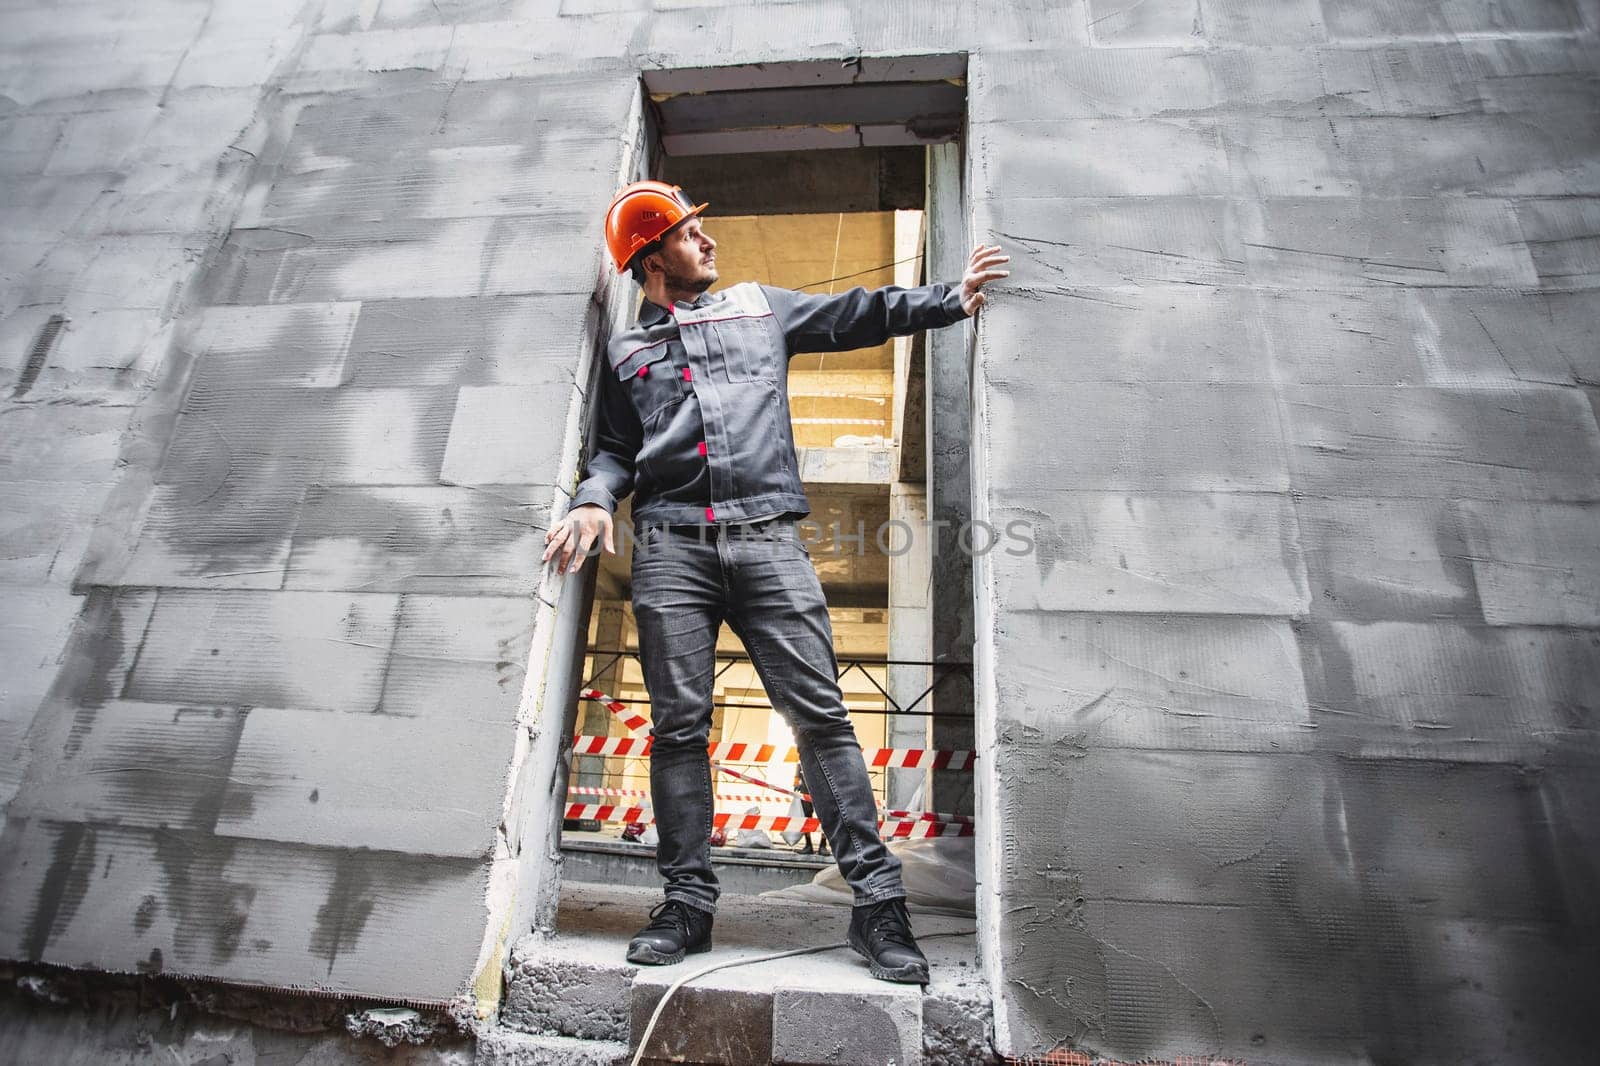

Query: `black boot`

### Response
(626, 898, 714, 965)
(848, 897, 929, 985)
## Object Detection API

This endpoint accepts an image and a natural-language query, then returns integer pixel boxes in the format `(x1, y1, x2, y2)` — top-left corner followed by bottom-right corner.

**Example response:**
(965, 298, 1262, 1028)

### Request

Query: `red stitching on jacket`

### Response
(614, 335, 673, 370)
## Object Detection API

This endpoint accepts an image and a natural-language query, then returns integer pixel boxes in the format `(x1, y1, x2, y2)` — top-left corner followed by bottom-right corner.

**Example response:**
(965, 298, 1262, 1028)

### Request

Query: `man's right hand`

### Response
(959, 242, 1009, 317)
(543, 503, 615, 576)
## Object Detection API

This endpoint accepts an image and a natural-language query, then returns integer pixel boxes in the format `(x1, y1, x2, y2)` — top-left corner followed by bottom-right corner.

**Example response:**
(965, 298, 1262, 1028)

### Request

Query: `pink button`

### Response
(636, 365, 648, 377)
(705, 506, 715, 521)
(697, 441, 707, 456)
(682, 366, 692, 381)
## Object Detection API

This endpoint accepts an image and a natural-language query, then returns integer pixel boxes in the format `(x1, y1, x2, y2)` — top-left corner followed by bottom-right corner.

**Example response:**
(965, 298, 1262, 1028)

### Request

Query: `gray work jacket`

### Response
(569, 280, 970, 526)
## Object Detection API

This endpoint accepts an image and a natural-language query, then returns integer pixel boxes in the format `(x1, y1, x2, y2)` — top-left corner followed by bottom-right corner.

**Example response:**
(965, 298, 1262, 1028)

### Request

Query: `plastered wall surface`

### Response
(0, 0, 1597, 1060)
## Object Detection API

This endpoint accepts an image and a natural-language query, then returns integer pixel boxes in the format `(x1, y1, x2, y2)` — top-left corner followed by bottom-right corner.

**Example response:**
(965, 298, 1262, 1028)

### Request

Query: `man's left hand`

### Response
(959, 242, 1010, 317)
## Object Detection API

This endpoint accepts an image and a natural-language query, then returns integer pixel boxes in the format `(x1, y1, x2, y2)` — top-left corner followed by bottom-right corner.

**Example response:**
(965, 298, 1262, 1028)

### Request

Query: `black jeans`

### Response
(629, 515, 907, 914)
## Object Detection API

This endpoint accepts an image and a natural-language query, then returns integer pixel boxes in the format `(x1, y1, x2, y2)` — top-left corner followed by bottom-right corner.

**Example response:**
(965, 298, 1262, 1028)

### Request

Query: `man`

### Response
(542, 180, 1007, 985)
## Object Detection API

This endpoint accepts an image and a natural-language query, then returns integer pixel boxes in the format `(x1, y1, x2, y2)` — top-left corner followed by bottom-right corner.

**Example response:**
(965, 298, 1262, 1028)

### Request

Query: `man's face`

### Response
(649, 215, 717, 293)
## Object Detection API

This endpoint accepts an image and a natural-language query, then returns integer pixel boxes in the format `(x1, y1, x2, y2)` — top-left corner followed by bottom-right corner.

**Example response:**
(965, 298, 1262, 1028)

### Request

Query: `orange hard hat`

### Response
(604, 180, 709, 274)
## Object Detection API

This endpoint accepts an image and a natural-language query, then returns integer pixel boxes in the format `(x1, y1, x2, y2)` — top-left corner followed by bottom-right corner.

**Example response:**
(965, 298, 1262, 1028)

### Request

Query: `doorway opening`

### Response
(502, 56, 987, 1060)
(555, 56, 976, 903)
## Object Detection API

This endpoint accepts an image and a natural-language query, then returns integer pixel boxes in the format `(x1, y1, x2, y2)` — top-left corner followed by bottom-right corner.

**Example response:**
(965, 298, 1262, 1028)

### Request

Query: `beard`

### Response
(663, 262, 716, 294)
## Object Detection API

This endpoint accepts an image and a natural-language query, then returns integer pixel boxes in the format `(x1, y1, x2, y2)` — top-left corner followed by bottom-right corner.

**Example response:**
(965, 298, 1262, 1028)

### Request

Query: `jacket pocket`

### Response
(708, 312, 780, 382)
(614, 343, 678, 424)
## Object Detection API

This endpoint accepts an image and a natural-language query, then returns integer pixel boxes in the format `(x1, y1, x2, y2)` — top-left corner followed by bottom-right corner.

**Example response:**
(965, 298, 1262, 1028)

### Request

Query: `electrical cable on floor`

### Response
(628, 928, 978, 1066)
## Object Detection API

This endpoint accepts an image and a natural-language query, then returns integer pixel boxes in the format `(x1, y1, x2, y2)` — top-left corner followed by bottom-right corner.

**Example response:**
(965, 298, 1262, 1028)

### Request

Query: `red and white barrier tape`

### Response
(864, 746, 974, 769)
(578, 688, 976, 768)
(882, 809, 974, 825)
(566, 790, 970, 824)
(570, 735, 649, 757)
(579, 687, 650, 734)
(713, 762, 809, 801)
(567, 786, 800, 806)
(708, 768, 970, 826)
(570, 734, 974, 769)
(883, 819, 973, 838)
(709, 769, 972, 823)
(565, 803, 653, 824)
(562, 803, 973, 838)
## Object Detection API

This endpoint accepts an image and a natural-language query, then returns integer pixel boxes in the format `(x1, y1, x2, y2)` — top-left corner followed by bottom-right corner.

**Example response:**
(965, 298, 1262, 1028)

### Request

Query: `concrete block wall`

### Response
(0, 0, 637, 1008)
(1, 0, 1596, 1059)
(966, 2, 1600, 1062)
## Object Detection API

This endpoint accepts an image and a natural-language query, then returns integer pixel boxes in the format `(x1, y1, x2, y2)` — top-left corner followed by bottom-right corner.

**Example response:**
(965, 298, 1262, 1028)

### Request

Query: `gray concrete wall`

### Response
(2, 0, 1598, 1061)
(964, 4, 1600, 1063)
(0, 0, 641, 1012)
